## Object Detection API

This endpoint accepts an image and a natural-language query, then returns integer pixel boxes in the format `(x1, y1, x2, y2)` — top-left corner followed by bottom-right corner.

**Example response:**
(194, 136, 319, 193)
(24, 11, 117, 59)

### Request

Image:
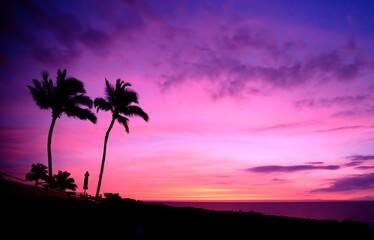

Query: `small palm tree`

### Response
(25, 163, 48, 187)
(94, 79, 149, 198)
(54, 171, 77, 191)
(28, 69, 97, 182)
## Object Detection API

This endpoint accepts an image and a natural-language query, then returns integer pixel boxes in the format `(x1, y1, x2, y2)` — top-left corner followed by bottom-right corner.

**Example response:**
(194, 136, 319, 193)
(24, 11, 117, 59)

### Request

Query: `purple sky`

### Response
(1, 0, 374, 200)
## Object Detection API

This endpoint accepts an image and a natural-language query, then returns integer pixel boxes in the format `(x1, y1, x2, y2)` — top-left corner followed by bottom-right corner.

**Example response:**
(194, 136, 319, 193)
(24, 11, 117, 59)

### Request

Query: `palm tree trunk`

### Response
(47, 117, 57, 186)
(96, 116, 116, 198)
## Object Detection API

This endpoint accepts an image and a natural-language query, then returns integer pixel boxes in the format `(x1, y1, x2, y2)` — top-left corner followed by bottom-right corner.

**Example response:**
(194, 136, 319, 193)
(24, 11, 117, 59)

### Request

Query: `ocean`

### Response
(148, 201, 374, 226)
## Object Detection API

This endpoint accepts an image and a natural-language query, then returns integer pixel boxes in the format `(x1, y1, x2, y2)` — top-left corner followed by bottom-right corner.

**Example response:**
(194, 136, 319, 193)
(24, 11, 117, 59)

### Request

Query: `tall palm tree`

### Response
(54, 170, 77, 191)
(94, 79, 149, 198)
(28, 69, 97, 183)
(25, 163, 48, 187)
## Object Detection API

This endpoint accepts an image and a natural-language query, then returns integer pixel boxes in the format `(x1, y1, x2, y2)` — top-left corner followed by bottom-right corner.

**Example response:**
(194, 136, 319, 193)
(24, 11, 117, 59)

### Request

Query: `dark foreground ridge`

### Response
(2, 180, 373, 239)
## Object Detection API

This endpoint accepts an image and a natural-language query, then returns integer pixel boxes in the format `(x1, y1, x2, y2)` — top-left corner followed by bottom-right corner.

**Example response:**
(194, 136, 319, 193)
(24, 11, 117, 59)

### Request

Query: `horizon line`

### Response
(141, 199, 374, 202)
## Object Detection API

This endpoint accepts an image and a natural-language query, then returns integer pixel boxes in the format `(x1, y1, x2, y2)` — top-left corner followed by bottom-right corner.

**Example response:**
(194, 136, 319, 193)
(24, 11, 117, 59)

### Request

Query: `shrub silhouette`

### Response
(25, 163, 48, 187)
(104, 192, 122, 200)
(53, 170, 77, 191)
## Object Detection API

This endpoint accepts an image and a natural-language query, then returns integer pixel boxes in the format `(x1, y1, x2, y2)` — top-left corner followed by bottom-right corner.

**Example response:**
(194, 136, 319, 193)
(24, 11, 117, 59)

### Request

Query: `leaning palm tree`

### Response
(25, 163, 48, 187)
(94, 79, 149, 198)
(28, 69, 97, 183)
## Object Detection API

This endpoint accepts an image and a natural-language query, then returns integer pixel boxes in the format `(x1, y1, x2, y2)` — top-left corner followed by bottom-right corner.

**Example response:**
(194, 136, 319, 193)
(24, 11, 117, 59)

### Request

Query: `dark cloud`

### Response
(345, 37, 356, 51)
(154, 9, 372, 98)
(1, 0, 83, 44)
(247, 164, 340, 173)
(32, 46, 81, 66)
(346, 155, 374, 161)
(252, 120, 317, 132)
(0, 0, 81, 66)
(0, 0, 148, 66)
(343, 154, 374, 170)
(80, 28, 111, 50)
(161, 54, 306, 97)
(115, 5, 146, 31)
(332, 106, 374, 118)
(220, 25, 277, 52)
(355, 166, 374, 170)
(315, 125, 366, 133)
(331, 110, 358, 118)
(2, 0, 373, 100)
(161, 38, 370, 98)
(283, 40, 308, 51)
(306, 162, 324, 164)
(345, 161, 363, 167)
(272, 178, 289, 183)
(304, 51, 368, 81)
(0, 0, 41, 44)
(311, 173, 374, 193)
(295, 94, 369, 110)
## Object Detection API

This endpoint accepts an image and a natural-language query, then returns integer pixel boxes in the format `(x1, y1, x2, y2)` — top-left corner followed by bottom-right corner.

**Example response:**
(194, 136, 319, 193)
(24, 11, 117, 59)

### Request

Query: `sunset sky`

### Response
(1, 0, 374, 201)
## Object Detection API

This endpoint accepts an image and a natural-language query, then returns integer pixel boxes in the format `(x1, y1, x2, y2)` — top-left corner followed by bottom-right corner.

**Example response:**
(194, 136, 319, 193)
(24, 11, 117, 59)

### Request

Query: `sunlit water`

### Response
(147, 201, 374, 226)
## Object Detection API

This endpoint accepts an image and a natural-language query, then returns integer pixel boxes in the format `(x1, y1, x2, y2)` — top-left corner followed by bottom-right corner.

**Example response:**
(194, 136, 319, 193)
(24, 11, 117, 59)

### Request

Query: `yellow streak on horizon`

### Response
(191, 188, 230, 192)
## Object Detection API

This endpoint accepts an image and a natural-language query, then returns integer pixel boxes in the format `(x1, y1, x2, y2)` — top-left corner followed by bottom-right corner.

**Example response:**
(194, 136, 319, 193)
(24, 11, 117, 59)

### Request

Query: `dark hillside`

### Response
(2, 179, 373, 239)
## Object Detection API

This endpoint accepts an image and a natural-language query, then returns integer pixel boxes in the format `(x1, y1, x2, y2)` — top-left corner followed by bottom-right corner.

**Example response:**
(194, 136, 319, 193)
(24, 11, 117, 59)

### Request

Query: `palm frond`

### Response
(56, 69, 64, 86)
(105, 79, 115, 102)
(115, 80, 138, 103)
(121, 82, 132, 89)
(64, 105, 97, 123)
(117, 88, 139, 105)
(28, 85, 51, 109)
(58, 69, 67, 78)
(69, 94, 93, 108)
(62, 78, 86, 95)
(115, 79, 131, 92)
(94, 97, 112, 113)
(120, 105, 149, 122)
(41, 72, 55, 95)
(117, 114, 129, 133)
(31, 79, 43, 92)
(115, 79, 125, 92)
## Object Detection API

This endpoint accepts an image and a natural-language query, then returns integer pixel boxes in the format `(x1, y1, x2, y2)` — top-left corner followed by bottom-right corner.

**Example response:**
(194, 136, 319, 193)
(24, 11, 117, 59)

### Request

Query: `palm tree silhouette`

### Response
(54, 170, 77, 191)
(25, 163, 48, 187)
(94, 79, 149, 198)
(28, 69, 97, 183)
